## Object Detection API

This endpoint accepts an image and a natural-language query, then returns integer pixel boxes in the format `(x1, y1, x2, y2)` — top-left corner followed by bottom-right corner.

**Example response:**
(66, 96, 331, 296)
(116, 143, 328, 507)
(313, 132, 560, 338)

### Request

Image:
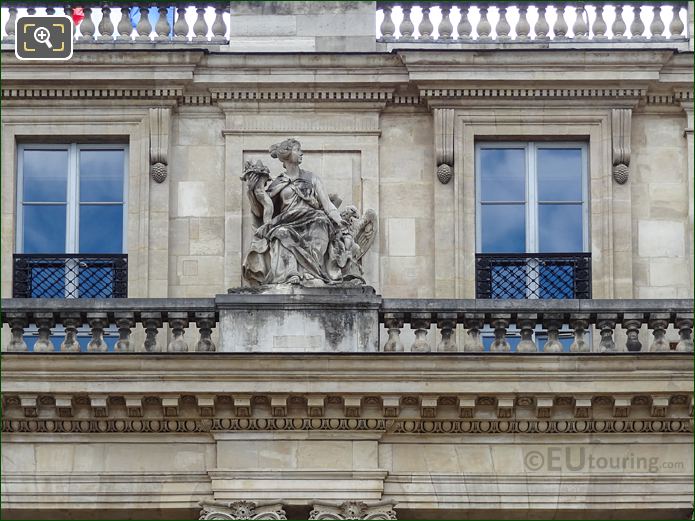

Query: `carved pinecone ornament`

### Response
(612, 163, 629, 184)
(437, 163, 452, 184)
(151, 162, 168, 183)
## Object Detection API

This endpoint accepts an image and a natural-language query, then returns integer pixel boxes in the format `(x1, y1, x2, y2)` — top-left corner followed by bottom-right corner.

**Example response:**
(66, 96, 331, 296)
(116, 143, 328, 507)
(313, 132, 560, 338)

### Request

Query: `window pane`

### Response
(539, 204, 583, 252)
(79, 205, 123, 253)
(537, 148, 583, 202)
(481, 204, 525, 253)
(480, 148, 525, 202)
(22, 205, 66, 253)
(22, 149, 68, 202)
(79, 149, 125, 202)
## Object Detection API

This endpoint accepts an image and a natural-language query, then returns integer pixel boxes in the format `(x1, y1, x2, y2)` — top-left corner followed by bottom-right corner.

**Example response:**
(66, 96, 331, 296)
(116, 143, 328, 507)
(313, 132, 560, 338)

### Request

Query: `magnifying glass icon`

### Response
(33, 26, 53, 49)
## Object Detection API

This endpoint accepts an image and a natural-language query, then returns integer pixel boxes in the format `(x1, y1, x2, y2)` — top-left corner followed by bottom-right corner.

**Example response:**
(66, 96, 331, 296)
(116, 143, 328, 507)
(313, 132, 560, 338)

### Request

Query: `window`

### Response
(15, 143, 128, 298)
(475, 142, 590, 299)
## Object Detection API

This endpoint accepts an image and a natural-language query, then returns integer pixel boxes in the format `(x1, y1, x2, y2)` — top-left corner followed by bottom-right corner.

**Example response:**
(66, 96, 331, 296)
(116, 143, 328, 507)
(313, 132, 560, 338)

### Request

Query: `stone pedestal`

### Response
(217, 286, 381, 352)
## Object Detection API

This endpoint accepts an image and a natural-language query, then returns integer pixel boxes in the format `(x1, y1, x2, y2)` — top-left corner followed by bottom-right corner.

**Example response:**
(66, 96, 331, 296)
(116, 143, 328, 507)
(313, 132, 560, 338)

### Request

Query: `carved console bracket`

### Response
(434, 108, 455, 184)
(611, 108, 632, 184)
(149, 107, 171, 183)
(199, 500, 287, 520)
(309, 501, 397, 520)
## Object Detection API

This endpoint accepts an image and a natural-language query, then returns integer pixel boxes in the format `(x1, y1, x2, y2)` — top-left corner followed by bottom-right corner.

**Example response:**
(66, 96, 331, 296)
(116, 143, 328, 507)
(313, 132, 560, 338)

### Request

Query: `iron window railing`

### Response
(13, 254, 128, 298)
(476, 253, 591, 299)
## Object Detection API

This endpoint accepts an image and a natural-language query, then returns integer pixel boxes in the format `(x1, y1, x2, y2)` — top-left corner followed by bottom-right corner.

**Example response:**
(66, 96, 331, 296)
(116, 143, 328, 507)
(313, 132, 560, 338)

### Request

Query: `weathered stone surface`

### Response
(218, 286, 380, 352)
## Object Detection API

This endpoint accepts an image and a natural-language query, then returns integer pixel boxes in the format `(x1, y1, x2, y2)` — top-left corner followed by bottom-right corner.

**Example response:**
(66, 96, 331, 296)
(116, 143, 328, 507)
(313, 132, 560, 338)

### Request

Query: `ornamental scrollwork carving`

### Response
(309, 501, 397, 520)
(611, 108, 632, 184)
(199, 501, 287, 520)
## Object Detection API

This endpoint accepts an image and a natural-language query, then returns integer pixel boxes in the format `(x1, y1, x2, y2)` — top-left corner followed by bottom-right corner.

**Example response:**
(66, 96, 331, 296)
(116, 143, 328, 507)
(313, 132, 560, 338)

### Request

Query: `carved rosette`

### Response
(199, 501, 287, 520)
(309, 501, 397, 520)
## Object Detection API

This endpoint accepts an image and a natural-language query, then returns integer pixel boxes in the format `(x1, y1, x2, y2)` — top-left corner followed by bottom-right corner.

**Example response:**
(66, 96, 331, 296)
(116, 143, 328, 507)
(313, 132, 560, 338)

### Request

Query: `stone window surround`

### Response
(1, 104, 169, 298)
(432, 104, 633, 300)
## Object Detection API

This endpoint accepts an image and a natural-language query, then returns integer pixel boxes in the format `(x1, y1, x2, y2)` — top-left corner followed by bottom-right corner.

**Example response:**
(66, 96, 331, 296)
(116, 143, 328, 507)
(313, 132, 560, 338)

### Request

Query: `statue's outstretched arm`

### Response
(314, 177, 343, 226)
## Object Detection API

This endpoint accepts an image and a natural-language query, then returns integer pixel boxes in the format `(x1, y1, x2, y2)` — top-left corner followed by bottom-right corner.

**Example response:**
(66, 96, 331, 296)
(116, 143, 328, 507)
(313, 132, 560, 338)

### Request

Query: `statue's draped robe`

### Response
(243, 171, 341, 285)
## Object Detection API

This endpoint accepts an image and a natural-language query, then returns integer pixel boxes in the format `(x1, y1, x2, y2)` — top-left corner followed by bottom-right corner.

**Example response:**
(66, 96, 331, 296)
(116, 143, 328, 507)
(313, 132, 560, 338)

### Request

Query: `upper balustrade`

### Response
(2, 296, 692, 354)
(376, 2, 692, 46)
(0, 2, 692, 50)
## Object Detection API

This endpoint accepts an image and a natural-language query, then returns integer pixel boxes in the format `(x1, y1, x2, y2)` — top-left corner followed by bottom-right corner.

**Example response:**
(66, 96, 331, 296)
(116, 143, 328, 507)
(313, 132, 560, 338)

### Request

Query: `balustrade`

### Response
(376, 3, 690, 43)
(1, 298, 692, 354)
(1, 4, 230, 44)
(2, 299, 217, 353)
(378, 300, 693, 353)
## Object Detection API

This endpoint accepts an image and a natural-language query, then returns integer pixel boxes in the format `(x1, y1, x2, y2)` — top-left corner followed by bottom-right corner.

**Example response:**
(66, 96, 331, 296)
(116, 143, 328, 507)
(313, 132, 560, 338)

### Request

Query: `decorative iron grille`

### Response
(13, 254, 128, 298)
(476, 253, 591, 299)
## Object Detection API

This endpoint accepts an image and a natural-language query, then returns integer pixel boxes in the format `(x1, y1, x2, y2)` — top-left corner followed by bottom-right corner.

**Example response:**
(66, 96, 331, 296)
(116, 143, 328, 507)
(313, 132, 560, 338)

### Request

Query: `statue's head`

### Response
(269, 138, 303, 167)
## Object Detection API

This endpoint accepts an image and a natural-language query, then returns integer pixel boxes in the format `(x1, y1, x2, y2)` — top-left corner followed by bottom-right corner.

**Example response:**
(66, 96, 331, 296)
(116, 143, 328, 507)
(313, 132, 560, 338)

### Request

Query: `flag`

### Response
(71, 7, 84, 27)
(129, 7, 175, 36)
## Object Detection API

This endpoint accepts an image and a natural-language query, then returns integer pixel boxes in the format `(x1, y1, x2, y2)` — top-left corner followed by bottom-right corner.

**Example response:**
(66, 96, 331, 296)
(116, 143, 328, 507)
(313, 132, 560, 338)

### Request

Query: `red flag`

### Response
(71, 7, 84, 26)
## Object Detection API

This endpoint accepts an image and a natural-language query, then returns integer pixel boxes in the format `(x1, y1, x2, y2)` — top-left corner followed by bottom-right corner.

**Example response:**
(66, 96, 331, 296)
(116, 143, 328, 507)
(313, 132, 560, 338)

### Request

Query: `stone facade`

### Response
(1, 2, 694, 520)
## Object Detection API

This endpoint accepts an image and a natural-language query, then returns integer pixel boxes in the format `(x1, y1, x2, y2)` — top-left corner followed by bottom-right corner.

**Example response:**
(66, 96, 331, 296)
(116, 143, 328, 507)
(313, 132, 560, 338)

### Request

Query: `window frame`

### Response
(475, 141, 589, 254)
(15, 142, 129, 255)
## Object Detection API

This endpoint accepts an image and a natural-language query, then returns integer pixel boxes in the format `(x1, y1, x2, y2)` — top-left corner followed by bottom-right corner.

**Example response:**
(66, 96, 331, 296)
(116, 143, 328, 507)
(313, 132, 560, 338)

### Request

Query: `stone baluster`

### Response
(117, 7, 133, 40)
(516, 314, 538, 353)
(399, 6, 414, 40)
(97, 6, 114, 41)
(34, 313, 56, 352)
(135, 6, 152, 41)
(196, 312, 217, 352)
(418, 6, 433, 39)
(155, 7, 171, 41)
(552, 4, 568, 39)
(87, 313, 108, 352)
(622, 314, 644, 352)
(383, 313, 405, 352)
(457, 5, 472, 40)
(380, 4, 396, 40)
(597, 315, 617, 352)
(192, 6, 209, 42)
(211, 7, 227, 43)
(477, 7, 492, 40)
(592, 5, 608, 40)
(167, 313, 190, 352)
(410, 313, 432, 352)
(516, 5, 530, 41)
(612, 5, 627, 39)
(174, 7, 189, 41)
(60, 313, 81, 352)
(675, 315, 693, 352)
(436, 313, 457, 352)
(496, 6, 511, 41)
(543, 315, 563, 353)
(63, 6, 77, 38)
(4, 6, 17, 42)
(142, 312, 162, 352)
(572, 5, 588, 39)
(630, 5, 646, 39)
(463, 316, 485, 352)
(535, 4, 550, 40)
(115, 313, 134, 352)
(490, 315, 511, 352)
(79, 7, 95, 41)
(438, 5, 453, 40)
(650, 5, 665, 39)
(6, 314, 28, 352)
(648, 314, 670, 352)
(669, 3, 685, 38)
(569, 316, 590, 352)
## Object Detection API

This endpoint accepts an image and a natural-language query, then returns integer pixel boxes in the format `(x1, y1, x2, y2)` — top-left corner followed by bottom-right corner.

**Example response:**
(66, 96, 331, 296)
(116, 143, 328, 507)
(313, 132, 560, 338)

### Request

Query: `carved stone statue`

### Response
(241, 138, 376, 286)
